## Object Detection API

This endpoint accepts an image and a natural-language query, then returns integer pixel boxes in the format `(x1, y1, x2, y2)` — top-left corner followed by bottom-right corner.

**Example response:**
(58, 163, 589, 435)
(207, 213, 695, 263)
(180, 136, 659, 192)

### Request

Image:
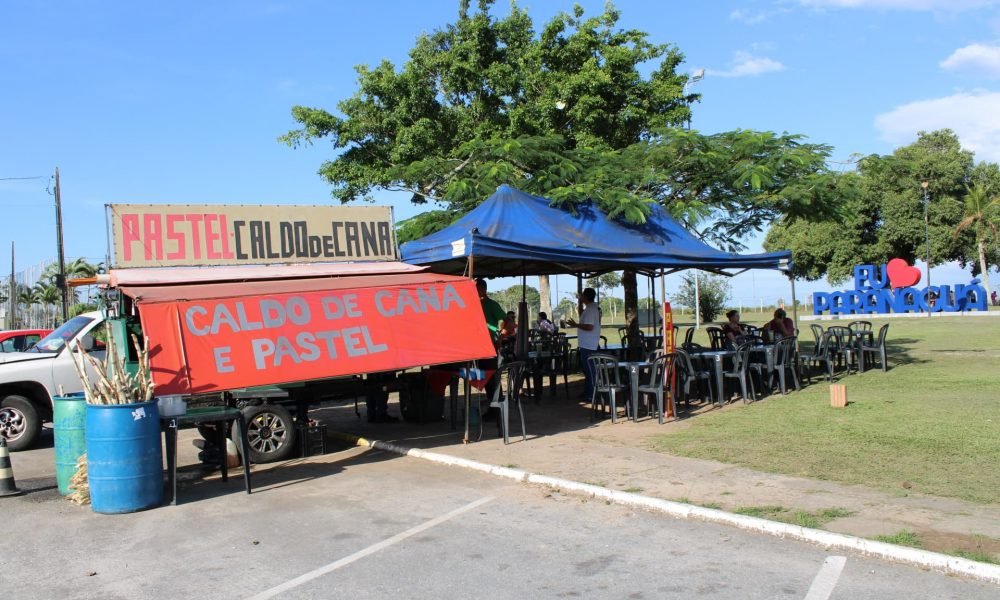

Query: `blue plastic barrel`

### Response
(85, 400, 163, 513)
(53, 393, 87, 495)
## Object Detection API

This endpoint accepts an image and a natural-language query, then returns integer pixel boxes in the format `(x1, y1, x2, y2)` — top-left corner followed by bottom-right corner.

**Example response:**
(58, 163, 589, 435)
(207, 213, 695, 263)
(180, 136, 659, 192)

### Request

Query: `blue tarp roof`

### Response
(400, 185, 791, 277)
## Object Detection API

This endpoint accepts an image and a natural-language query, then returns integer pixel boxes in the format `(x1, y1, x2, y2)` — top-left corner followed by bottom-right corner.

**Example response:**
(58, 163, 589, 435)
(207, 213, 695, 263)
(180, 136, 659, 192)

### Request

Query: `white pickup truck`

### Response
(0, 310, 318, 463)
(0, 312, 106, 450)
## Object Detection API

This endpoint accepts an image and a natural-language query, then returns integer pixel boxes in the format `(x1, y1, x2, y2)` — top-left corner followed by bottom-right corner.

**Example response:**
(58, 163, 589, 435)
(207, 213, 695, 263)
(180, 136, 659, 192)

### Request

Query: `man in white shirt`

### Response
(565, 287, 601, 400)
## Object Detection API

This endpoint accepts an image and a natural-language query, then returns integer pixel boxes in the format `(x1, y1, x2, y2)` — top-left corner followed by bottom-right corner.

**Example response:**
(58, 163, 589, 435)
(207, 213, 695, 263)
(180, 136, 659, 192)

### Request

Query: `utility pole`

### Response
(9, 242, 15, 329)
(921, 180, 931, 318)
(54, 167, 69, 323)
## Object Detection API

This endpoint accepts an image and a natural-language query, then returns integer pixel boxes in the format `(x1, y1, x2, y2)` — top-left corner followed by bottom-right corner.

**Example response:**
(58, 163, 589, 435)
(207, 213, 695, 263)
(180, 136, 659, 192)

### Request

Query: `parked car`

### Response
(0, 315, 105, 450)
(0, 329, 51, 353)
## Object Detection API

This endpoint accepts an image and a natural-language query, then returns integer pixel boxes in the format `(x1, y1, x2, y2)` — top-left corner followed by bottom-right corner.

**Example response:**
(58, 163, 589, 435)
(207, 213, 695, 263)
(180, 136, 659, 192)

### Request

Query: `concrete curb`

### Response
(331, 430, 1000, 585)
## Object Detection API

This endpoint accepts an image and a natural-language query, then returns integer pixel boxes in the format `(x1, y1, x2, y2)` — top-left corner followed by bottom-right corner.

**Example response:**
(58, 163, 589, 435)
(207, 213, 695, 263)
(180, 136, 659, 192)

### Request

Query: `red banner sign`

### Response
(138, 279, 496, 394)
(663, 301, 675, 418)
(663, 301, 674, 353)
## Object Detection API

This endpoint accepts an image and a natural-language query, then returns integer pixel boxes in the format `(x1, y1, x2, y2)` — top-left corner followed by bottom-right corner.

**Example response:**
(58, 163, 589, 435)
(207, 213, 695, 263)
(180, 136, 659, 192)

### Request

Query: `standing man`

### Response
(476, 278, 507, 346)
(476, 279, 506, 416)
(566, 287, 600, 400)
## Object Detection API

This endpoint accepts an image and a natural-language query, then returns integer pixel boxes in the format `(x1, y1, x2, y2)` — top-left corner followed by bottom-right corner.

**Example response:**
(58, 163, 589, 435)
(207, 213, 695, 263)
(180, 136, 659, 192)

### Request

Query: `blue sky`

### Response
(3, 0, 998, 310)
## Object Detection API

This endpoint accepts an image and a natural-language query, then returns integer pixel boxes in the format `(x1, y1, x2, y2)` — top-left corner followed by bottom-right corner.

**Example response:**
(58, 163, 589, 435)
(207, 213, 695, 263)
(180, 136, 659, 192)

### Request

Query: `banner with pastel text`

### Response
(110, 204, 396, 268)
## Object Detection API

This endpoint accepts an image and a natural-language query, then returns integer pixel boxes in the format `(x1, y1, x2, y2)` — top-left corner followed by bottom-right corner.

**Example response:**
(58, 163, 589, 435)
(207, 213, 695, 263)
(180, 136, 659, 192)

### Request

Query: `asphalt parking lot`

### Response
(3, 430, 998, 599)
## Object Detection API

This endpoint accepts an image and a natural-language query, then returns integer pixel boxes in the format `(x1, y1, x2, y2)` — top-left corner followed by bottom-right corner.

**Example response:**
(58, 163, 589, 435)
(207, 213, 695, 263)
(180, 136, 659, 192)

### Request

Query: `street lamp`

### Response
(684, 69, 705, 326)
(684, 69, 705, 132)
(921, 180, 931, 317)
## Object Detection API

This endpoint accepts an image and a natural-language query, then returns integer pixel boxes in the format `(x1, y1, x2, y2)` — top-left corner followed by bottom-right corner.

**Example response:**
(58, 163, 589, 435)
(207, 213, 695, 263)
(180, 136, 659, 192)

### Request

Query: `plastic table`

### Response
(687, 349, 736, 406)
(161, 406, 252, 506)
(617, 360, 651, 422)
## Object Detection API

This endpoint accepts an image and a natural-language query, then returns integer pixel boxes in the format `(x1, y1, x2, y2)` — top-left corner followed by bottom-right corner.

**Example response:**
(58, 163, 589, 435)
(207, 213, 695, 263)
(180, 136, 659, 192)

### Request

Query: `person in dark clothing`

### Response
(365, 373, 398, 423)
(476, 279, 503, 424)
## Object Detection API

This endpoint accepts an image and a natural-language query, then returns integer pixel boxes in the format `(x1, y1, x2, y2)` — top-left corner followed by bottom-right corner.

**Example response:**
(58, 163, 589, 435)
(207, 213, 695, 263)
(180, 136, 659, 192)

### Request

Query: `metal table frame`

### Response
(161, 406, 252, 506)
(688, 349, 735, 406)
(617, 360, 652, 422)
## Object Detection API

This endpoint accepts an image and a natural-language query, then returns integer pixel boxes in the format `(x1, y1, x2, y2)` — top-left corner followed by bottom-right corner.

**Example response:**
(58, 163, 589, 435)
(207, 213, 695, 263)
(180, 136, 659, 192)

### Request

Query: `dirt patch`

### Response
(917, 530, 1000, 561)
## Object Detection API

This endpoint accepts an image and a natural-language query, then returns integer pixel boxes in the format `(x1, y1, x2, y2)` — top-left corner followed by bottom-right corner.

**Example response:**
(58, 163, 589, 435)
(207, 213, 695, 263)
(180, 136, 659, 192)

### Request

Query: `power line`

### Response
(0, 176, 46, 181)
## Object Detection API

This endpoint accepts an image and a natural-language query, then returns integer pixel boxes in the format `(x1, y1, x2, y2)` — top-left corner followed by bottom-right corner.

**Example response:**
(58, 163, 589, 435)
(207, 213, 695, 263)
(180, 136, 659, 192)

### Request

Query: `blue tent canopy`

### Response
(400, 185, 791, 277)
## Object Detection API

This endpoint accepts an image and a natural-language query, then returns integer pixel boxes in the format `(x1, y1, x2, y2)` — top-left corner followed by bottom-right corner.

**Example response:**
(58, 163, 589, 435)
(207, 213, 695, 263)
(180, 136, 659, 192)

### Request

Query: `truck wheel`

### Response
(0, 395, 41, 451)
(241, 404, 296, 463)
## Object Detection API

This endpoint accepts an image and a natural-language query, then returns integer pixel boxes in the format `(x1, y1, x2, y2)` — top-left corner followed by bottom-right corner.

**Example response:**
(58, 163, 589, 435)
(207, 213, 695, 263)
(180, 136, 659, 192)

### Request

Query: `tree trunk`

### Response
(977, 239, 992, 301)
(538, 275, 552, 317)
(621, 270, 643, 360)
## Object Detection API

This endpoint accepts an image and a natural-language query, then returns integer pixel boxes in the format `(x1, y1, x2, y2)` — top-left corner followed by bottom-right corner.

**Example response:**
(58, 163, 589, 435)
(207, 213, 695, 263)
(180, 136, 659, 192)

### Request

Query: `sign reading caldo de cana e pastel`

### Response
(813, 259, 988, 315)
(109, 204, 397, 268)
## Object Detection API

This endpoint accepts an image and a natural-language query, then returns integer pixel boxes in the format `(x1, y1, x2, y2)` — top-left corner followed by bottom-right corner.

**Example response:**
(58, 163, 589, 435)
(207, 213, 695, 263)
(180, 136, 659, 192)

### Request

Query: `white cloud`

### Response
(875, 91, 1000, 161)
(707, 51, 786, 78)
(941, 44, 1000, 76)
(798, 0, 998, 10)
(730, 8, 770, 24)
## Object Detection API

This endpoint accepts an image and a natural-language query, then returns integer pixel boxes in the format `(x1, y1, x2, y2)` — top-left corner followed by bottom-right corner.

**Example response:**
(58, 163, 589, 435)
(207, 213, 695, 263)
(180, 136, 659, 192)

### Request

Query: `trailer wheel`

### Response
(0, 395, 41, 451)
(241, 404, 296, 463)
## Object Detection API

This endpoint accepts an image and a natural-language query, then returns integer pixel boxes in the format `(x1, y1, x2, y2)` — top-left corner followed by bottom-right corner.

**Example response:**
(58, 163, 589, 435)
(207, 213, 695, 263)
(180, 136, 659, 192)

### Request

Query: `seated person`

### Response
(500, 311, 517, 341)
(536, 311, 555, 335)
(721, 310, 743, 346)
(765, 308, 795, 340)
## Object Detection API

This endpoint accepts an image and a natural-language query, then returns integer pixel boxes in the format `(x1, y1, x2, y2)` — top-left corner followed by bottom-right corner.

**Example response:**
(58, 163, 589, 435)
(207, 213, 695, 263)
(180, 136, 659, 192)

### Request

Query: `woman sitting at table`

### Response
(500, 311, 517, 341)
(536, 311, 556, 335)
(497, 311, 518, 361)
(765, 308, 795, 340)
(721, 310, 743, 346)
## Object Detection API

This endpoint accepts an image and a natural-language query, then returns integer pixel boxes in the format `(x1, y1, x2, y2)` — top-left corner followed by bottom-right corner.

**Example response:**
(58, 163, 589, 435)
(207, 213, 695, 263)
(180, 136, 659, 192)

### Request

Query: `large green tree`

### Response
(493, 284, 541, 314)
(672, 272, 731, 324)
(285, 1, 841, 357)
(283, 2, 691, 208)
(765, 129, 995, 285)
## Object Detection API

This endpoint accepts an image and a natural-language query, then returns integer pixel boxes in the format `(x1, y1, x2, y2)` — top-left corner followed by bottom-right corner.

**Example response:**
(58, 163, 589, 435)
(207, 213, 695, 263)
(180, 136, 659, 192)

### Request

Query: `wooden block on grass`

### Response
(830, 383, 847, 408)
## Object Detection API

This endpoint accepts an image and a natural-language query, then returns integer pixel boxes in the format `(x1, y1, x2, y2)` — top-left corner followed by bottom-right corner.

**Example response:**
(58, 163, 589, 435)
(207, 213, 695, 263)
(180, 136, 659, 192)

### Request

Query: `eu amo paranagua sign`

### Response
(812, 258, 988, 316)
(109, 204, 397, 268)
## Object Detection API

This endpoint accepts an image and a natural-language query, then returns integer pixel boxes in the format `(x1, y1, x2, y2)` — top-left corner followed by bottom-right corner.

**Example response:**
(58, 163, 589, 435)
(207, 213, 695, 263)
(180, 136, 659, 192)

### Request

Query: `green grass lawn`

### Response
(651, 316, 1000, 505)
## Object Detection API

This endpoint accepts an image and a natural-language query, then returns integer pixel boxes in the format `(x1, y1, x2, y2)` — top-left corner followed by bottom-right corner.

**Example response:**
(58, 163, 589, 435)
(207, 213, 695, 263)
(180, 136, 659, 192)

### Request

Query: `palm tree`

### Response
(65, 257, 100, 279)
(955, 183, 1000, 301)
(64, 257, 99, 307)
(40, 258, 97, 313)
(15, 283, 36, 328)
(32, 282, 61, 328)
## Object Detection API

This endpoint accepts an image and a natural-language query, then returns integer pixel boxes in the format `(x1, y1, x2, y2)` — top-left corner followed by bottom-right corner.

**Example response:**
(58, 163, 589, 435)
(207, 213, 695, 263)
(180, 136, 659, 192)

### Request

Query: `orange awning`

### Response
(120, 269, 495, 395)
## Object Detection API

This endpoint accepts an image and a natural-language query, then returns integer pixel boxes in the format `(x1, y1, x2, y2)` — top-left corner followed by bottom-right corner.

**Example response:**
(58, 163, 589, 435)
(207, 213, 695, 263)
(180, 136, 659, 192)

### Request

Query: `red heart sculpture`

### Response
(886, 258, 921, 288)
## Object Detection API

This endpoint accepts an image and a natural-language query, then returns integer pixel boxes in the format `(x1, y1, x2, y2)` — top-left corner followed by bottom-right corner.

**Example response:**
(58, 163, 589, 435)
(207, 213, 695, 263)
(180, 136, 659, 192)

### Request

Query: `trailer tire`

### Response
(0, 395, 41, 451)
(241, 404, 296, 463)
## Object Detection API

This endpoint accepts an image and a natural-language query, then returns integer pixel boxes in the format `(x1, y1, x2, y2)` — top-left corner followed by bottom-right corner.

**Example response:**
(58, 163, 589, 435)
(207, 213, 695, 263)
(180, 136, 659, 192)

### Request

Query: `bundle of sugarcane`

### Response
(67, 454, 89, 505)
(68, 325, 155, 405)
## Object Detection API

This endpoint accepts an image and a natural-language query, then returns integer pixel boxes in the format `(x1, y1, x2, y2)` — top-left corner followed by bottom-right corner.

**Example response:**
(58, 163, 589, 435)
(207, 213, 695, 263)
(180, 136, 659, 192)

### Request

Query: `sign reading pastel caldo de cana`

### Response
(813, 259, 988, 315)
(110, 204, 397, 268)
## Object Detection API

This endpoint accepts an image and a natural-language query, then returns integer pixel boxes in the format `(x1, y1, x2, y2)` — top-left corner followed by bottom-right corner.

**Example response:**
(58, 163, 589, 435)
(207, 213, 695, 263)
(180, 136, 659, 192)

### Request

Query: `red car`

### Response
(0, 329, 52, 353)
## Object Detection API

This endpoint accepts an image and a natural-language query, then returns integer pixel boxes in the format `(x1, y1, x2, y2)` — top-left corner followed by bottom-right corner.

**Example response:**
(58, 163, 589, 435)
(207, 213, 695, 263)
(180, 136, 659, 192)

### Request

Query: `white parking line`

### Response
(804, 556, 847, 600)
(246, 495, 495, 600)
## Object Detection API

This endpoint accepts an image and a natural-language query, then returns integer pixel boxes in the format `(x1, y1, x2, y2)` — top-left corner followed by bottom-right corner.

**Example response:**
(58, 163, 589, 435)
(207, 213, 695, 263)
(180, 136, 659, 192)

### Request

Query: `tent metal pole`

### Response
(517, 274, 529, 360)
(648, 274, 654, 338)
(465, 254, 476, 442)
(463, 361, 471, 444)
(789, 273, 799, 339)
(694, 271, 701, 329)
(660, 269, 667, 352)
